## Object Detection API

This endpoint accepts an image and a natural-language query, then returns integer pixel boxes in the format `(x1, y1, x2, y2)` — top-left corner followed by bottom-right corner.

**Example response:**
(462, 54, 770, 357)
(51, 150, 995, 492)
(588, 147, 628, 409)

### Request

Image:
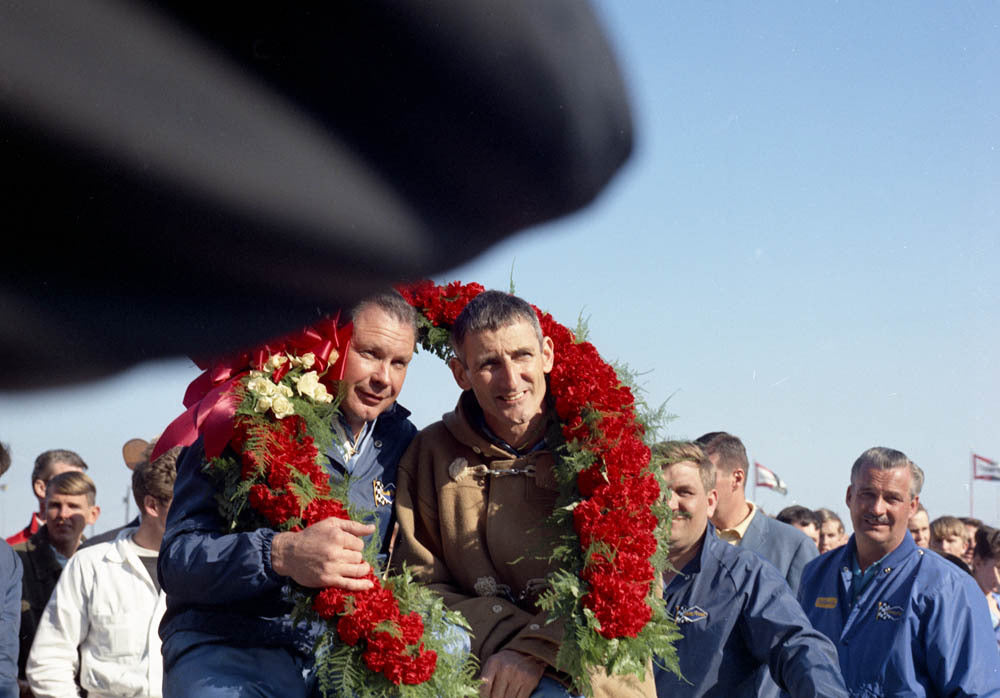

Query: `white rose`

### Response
(278, 383, 293, 398)
(295, 371, 321, 400)
(267, 354, 288, 370)
(254, 395, 273, 413)
(271, 395, 294, 419)
(314, 383, 333, 404)
(300, 352, 316, 369)
(247, 376, 276, 397)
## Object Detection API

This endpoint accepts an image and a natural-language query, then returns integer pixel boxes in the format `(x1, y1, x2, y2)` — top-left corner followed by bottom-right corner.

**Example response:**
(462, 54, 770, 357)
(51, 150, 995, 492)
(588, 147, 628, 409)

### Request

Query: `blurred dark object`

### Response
(0, 0, 633, 389)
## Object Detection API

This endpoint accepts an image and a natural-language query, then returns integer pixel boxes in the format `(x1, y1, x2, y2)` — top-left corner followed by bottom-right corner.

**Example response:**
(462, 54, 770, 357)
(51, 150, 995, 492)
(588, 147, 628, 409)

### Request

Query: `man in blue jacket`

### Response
(653, 441, 847, 698)
(158, 292, 419, 697)
(799, 446, 1000, 695)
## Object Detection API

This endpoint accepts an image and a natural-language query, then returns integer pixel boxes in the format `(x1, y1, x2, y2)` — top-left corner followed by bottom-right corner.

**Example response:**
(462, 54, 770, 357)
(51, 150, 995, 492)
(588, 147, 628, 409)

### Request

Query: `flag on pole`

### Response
(755, 462, 788, 495)
(973, 453, 1000, 482)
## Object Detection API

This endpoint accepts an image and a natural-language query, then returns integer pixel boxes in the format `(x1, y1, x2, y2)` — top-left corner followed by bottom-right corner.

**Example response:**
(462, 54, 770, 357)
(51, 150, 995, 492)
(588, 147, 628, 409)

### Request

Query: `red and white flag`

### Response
(973, 453, 1000, 482)
(755, 462, 788, 495)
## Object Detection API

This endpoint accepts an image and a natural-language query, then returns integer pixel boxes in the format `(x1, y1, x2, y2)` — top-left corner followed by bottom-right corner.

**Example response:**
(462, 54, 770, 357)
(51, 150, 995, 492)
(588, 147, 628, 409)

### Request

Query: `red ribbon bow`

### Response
(152, 314, 352, 461)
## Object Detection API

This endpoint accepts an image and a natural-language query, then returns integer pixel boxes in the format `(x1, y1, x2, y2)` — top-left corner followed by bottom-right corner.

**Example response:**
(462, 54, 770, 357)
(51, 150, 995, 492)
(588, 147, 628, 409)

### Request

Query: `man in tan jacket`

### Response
(393, 290, 652, 698)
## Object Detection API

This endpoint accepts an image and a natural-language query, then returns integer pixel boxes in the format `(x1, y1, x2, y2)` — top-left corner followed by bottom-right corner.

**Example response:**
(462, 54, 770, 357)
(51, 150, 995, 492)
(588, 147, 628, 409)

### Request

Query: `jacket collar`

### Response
(841, 529, 918, 573)
(26, 525, 65, 578)
(372, 401, 411, 438)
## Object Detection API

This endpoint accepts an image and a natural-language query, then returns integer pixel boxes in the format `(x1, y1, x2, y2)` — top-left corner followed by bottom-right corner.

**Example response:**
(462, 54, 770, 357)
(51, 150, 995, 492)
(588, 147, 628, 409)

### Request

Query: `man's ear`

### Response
(845, 485, 852, 509)
(731, 468, 745, 492)
(86, 505, 101, 526)
(706, 488, 719, 518)
(909, 494, 919, 518)
(33, 479, 46, 501)
(449, 357, 471, 391)
(541, 336, 555, 374)
(142, 494, 162, 519)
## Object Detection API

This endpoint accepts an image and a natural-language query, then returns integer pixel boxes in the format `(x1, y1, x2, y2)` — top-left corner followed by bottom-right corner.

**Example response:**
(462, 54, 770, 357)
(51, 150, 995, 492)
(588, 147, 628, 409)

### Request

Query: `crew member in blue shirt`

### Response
(653, 441, 847, 698)
(799, 446, 1000, 695)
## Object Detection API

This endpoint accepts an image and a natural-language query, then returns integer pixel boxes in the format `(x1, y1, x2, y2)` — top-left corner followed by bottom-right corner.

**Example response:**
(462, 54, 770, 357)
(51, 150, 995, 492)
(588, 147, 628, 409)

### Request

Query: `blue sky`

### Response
(1, 1, 998, 535)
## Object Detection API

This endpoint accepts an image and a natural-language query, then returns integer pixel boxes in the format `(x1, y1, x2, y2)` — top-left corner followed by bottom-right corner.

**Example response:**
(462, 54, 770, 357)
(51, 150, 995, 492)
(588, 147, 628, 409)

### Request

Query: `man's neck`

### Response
(666, 530, 705, 581)
(855, 538, 898, 571)
(345, 414, 366, 442)
(132, 522, 162, 551)
(50, 537, 79, 559)
(484, 413, 547, 453)
(712, 498, 752, 531)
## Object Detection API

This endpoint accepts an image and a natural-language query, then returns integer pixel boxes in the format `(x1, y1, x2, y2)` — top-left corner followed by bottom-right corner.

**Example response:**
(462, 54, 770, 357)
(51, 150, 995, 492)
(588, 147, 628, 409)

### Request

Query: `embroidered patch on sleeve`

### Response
(372, 479, 395, 506)
(814, 596, 837, 609)
(875, 601, 903, 620)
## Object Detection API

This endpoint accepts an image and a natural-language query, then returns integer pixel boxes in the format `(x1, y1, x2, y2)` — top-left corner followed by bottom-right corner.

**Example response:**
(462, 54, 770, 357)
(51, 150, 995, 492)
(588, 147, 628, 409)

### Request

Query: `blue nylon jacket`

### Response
(158, 403, 415, 669)
(799, 532, 1000, 697)
(655, 524, 847, 697)
(0, 541, 21, 698)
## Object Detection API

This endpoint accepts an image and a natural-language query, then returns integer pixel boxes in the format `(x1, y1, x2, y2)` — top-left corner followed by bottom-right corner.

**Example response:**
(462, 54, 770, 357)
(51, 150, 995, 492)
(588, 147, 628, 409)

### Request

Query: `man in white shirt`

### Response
(26, 445, 179, 698)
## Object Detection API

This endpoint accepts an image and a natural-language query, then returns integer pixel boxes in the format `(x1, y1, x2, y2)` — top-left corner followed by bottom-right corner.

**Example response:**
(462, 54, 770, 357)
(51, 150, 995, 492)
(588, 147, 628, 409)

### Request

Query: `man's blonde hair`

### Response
(929, 515, 968, 546)
(651, 441, 715, 492)
(46, 470, 97, 506)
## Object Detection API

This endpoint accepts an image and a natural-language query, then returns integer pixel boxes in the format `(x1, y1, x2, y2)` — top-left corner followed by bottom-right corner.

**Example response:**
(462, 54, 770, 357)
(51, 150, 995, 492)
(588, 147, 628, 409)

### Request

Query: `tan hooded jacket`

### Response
(392, 391, 654, 697)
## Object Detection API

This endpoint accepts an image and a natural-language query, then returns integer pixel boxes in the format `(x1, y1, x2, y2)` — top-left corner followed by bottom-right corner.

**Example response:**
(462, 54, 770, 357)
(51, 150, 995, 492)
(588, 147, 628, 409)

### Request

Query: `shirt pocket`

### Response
(89, 613, 140, 657)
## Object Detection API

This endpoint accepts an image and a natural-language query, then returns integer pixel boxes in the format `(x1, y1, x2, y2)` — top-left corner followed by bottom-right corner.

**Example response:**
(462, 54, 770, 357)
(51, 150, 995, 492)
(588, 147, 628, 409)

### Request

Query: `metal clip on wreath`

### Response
(398, 281, 681, 696)
(154, 314, 480, 698)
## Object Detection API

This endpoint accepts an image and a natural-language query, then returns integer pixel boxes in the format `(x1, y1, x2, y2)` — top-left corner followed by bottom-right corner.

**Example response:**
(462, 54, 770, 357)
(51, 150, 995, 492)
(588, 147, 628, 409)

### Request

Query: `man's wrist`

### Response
(269, 530, 292, 577)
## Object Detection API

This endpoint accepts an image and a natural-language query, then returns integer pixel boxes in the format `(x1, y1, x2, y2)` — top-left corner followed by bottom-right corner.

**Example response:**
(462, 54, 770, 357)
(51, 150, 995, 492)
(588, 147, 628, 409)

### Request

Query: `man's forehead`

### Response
(852, 464, 911, 491)
(664, 461, 700, 486)
(47, 491, 90, 505)
(352, 308, 416, 347)
(461, 320, 542, 351)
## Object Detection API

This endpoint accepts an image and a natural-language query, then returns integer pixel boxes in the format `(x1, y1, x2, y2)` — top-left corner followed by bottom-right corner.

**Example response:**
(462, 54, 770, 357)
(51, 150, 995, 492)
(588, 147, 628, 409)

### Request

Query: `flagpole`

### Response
(753, 461, 757, 501)
(970, 451, 974, 517)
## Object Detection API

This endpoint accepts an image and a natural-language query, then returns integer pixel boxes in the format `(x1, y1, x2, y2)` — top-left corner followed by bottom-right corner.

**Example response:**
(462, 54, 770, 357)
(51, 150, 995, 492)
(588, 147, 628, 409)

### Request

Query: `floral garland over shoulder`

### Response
(155, 316, 479, 698)
(398, 281, 682, 694)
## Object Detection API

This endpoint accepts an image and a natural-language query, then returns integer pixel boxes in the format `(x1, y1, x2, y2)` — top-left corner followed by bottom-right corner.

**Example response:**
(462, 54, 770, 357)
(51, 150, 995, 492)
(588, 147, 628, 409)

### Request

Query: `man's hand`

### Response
(480, 650, 547, 698)
(271, 517, 376, 590)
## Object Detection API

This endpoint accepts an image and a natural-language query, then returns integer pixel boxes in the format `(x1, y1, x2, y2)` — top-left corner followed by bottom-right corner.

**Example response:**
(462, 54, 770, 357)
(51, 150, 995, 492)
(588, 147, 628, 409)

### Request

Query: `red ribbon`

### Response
(152, 313, 352, 461)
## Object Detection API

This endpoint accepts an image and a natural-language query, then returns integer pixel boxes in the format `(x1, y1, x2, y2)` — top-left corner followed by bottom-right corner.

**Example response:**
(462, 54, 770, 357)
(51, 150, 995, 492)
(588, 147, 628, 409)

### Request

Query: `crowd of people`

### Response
(1, 289, 999, 698)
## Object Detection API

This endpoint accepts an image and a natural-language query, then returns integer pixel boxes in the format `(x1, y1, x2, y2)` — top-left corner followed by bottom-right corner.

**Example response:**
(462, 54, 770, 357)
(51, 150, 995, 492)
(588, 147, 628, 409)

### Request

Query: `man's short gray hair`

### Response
(450, 290, 543, 359)
(850, 446, 924, 498)
(351, 290, 418, 336)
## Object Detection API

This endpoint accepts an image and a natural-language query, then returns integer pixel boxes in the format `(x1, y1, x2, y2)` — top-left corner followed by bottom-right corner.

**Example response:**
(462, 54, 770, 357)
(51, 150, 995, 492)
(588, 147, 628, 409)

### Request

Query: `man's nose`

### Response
(665, 491, 678, 511)
(371, 360, 390, 386)
(498, 359, 519, 389)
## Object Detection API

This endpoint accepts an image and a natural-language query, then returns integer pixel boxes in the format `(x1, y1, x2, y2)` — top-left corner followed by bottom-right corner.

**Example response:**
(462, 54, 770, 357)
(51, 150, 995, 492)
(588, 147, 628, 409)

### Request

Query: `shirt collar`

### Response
(716, 501, 757, 545)
(331, 414, 378, 465)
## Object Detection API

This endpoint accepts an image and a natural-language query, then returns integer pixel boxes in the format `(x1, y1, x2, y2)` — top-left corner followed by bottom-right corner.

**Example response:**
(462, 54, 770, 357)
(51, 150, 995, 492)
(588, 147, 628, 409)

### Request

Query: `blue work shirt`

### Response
(158, 402, 415, 669)
(799, 532, 1000, 696)
(655, 524, 847, 697)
